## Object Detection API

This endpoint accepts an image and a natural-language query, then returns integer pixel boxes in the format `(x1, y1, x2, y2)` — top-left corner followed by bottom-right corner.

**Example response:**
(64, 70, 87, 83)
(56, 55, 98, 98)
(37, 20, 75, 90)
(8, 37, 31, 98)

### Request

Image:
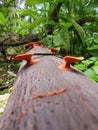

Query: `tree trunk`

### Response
(0, 47, 98, 130)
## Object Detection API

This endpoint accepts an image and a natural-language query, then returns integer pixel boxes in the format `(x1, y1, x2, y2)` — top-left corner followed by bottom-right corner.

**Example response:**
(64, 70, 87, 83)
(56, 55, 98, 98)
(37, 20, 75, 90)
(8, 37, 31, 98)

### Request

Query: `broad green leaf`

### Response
(28, 17, 47, 29)
(84, 68, 98, 81)
(92, 66, 98, 75)
(53, 28, 70, 53)
(82, 60, 93, 67)
(0, 12, 7, 25)
(53, 33, 63, 46)
(26, 0, 50, 5)
(88, 57, 97, 62)
(47, 20, 57, 26)
(84, 68, 95, 77)
(74, 63, 86, 71)
(90, 75, 98, 82)
(87, 45, 98, 50)
(95, 61, 98, 66)
(63, 22, 72, 29)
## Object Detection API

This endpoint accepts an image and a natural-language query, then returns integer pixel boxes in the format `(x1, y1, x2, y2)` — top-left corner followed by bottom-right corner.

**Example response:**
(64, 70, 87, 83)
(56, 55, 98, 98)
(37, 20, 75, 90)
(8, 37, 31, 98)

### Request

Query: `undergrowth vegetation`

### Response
(0, 0, 98, 85)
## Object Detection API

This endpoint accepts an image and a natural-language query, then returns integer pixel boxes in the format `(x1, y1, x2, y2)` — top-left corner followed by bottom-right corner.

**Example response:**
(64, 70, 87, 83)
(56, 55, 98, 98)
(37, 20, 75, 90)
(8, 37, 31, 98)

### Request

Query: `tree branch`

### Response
(0, 33, 39, 47)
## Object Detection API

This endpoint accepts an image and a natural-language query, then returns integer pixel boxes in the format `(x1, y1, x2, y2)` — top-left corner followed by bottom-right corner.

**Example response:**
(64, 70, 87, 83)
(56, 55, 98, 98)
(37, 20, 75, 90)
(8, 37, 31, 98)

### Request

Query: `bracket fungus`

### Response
(59, 56, 84, 71)
(32, 88, 66, 99)
(13, 53, 40, 66)
(25, 42, 43, 49)
(34, 41, 43, 46)
(48, 47, 58, 53)
(25, 42, 38, 49)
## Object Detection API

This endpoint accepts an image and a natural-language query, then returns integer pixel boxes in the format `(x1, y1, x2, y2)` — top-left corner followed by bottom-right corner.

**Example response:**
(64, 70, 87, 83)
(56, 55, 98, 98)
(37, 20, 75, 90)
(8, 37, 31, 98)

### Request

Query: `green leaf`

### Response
(87, 45, 98, 51)
(53, 33, 63, 46)
(95, 61, 98, 66)
(26, 0, 50, 5)
(84, 37, 94, 44)
(28, 17, 47, 29)
(84, 68, 95, 76)
(47, 20, 57, 26)
(87, 45, 98, 56)
(94, 35, 98, 43)
(88, 57, 97, 62)
(82, 60, 93, 68)
(53, 28, 70, 52)
(0, 12, 7, 25)
(92, 66, 98, 75)
(74, 64, 86, 71)
(90, 75, 98, 82)
(84, 68, 98, 81)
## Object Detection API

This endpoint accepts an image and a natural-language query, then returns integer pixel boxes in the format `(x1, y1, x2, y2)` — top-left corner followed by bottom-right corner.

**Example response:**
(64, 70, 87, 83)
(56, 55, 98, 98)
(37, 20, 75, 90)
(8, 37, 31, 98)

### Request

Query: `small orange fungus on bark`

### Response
(48, 47, 58, 53)
(59, 56, 84, 71)
(32, 88, 67, 99)
(13, 53, 40, 66)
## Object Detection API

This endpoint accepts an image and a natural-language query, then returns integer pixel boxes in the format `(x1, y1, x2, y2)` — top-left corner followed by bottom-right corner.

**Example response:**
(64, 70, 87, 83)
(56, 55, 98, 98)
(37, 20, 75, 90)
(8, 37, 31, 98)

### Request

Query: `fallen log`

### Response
(0, 46, 98, 130)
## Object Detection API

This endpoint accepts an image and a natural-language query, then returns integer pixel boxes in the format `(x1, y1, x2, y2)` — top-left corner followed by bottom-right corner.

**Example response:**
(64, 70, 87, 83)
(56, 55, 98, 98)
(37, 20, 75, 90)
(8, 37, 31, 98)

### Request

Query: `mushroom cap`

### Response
(34, 42, 43, 45)
(26, 42, 42, 47)
(64, 56, 84, 64)
(25, 42, 35, 47)
(13, 53, 33, 61)
(49, 47, 58, 53)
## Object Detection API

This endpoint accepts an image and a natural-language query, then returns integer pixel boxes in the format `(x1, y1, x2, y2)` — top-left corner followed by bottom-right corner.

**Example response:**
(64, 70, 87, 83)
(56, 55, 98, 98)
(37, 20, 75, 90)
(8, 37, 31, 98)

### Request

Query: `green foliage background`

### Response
(0, 0, 98, 82)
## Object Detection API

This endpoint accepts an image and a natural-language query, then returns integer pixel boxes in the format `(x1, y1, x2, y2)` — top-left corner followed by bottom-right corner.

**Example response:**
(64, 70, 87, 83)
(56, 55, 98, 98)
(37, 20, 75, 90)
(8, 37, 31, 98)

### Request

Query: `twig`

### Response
(7, 71, 17, 77)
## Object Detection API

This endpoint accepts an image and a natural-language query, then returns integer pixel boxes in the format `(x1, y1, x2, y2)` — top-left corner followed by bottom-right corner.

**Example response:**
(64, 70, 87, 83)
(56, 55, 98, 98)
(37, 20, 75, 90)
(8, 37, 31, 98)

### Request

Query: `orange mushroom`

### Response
(48, 47, 58, 53)
(13, 53, 40, 66)
(25, 42, 43, 49)
(33, 41, 45, 48)
(32, 88, 67, 99)
(34, 41, 43, 46)
(58, 56, 84, 71)
(25, 42, 38, 49)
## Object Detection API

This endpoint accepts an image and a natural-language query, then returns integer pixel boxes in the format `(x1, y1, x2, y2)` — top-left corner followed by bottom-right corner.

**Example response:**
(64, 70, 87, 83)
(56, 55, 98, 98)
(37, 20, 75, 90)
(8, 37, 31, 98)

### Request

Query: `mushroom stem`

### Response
(26, 58, 39, 66)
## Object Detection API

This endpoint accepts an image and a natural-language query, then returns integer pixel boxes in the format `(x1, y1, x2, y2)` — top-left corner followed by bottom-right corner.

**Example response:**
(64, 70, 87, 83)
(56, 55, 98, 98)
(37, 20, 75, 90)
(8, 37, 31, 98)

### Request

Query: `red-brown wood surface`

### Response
(0, 47, 98, 130)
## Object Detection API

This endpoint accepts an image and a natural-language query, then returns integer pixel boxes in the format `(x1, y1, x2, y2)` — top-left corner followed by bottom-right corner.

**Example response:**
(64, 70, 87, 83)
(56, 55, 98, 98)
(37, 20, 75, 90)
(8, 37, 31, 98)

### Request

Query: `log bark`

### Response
(0, 47, 98, 130)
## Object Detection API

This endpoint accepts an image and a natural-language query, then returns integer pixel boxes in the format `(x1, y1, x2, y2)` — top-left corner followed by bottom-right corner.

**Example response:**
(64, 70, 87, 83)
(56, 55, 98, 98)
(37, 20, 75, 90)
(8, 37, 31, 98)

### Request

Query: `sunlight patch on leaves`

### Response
(0, 12, 7, 25)
(26, 0, 50, 5)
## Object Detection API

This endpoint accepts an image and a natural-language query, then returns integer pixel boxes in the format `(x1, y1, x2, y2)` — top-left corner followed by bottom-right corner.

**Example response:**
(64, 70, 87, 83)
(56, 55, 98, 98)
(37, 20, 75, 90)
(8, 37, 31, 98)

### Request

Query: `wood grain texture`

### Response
(0, 47, 98, 130)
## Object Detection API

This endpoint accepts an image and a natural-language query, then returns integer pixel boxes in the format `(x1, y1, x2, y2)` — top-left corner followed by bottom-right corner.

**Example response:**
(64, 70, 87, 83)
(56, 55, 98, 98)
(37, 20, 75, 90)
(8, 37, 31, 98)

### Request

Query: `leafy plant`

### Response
(0, 0, 98, 83)
(74, 57, 98, 82)
(0, 80, 3, 85)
